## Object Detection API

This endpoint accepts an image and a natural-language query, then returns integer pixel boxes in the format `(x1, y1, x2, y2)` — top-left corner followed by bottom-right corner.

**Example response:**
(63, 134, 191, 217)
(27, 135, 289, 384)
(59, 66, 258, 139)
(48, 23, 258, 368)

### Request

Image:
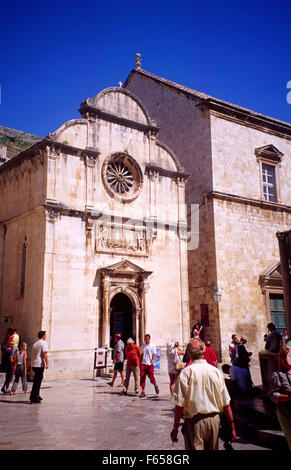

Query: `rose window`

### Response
(106, 161, 134, 194)
(102, 153, 143, 203)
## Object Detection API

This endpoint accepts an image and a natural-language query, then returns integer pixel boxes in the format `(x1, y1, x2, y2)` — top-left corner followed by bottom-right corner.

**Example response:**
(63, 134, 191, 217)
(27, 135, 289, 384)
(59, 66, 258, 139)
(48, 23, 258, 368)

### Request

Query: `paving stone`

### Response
(0, 368, 270, 451)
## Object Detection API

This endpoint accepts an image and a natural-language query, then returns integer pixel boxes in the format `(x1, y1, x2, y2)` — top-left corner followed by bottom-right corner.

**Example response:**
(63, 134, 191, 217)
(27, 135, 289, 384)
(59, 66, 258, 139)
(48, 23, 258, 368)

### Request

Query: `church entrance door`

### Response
(110, 293, 133, 349)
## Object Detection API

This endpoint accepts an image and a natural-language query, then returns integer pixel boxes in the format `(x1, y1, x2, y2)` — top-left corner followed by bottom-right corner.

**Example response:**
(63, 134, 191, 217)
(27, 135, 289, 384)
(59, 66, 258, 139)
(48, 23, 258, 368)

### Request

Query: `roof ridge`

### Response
(137, 68, 211, 99)
(134, 69, 291, 128)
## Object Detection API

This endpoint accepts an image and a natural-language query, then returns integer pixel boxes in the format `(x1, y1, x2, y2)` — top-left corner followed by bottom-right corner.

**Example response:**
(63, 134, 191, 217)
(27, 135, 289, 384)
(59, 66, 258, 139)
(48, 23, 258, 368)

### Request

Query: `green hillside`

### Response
(0, 126, 41, 159)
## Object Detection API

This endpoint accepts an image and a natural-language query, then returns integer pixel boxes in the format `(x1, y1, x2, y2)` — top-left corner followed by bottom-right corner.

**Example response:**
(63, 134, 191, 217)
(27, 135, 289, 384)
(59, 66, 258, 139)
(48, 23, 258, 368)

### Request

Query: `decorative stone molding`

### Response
(178, 220, 188, 241)
(82, 87, 158, 132)
(47, 118, 88, 142)
(155, 140, 185, 173)
(145, 218, 158, 241)
(204, 191, 291, 214)
(255, 144, 283, 164)
(46, 207, 60, 222)
(145, 163, 189, 182)
(84, 153, 98, 168)
(85, 216, 95, 236)
(259, 261, 282, 294)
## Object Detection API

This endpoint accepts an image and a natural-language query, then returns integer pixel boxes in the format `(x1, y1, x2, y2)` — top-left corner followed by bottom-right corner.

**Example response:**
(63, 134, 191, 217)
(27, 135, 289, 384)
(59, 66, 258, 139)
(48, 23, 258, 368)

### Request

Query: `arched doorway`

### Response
(110, 293, 133, 349)
(98, 259, 152, 348)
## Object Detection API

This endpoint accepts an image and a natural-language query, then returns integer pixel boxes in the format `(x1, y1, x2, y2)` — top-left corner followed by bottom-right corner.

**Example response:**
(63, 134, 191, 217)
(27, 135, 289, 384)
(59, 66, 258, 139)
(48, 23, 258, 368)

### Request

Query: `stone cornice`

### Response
(78, 104, 160, 135)
(1, 202, 190, 236)
(43, 201, 86, 220)
(42, 202, 188, 233)
(145, 163, 189, 181)
(204, 190, 291, 213)
(0, 138, 100, 175)
(206, 104, 291, 140)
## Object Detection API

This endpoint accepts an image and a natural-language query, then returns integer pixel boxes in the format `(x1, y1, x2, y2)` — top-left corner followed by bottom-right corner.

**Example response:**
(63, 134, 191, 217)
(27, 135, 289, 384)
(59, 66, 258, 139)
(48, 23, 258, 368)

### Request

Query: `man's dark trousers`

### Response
(30, 367, 44, 401)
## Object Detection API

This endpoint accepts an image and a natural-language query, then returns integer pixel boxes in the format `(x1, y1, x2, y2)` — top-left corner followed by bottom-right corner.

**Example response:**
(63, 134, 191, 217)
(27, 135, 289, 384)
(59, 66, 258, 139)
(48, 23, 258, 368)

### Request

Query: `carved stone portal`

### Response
(98, 259, 152, 348)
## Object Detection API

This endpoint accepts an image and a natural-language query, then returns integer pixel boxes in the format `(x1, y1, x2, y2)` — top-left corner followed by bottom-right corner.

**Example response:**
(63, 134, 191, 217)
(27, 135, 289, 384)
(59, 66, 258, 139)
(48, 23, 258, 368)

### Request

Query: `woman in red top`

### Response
(123, 338, 141, 395)
(204, 340, 218, 367)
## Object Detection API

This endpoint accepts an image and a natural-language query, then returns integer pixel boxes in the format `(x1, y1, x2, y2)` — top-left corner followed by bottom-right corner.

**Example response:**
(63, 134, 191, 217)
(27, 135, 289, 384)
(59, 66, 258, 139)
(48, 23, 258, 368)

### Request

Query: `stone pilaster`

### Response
(101, 275, 111, 348)
(84, 153, 97, 211)
(46, 146, 60, 205)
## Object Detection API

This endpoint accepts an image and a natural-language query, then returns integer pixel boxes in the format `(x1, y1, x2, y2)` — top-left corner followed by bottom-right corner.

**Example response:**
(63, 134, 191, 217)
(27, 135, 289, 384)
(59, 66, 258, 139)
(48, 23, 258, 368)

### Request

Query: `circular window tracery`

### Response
(106, 161, 134, 194)
(102, 153, 143, 203)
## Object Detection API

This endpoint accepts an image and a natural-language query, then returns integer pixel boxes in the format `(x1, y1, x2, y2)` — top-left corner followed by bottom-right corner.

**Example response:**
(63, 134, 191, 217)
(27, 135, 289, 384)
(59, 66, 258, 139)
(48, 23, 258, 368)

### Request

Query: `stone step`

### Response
(229, 389, 289, 450)
(233, 408, 288, 450)
(231, 393, 281, 430)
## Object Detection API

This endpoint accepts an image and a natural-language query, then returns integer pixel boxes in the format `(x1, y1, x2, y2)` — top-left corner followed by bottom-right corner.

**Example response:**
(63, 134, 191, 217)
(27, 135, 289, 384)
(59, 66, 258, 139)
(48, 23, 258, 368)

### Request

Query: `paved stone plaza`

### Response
(0, 366, 269, 451)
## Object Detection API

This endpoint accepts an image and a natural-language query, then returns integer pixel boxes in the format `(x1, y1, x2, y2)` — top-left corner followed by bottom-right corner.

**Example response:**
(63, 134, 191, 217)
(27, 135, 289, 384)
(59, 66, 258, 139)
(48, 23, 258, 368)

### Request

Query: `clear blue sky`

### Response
(1, 0, 290, 136)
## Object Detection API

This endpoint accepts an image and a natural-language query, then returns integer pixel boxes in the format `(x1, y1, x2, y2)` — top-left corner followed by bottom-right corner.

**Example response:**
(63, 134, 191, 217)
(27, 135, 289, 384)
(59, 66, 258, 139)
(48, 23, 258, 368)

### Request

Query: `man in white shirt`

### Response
(140, 334, 159, 398)
(170, 338, 237, 450)
(29, 331, 48, 404)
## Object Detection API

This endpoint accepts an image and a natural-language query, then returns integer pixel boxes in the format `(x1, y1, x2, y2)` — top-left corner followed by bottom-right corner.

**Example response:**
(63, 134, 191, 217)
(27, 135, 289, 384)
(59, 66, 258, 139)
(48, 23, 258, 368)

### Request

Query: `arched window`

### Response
(16, 234, 27, 298)
(20, 242, 26, 296)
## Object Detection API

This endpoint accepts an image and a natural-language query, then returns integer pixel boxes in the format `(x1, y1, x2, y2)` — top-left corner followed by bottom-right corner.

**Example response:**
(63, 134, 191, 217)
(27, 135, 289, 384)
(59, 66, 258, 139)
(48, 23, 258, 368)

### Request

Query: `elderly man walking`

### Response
(170, 338, 237, 450)
(123, 338, 141, 395)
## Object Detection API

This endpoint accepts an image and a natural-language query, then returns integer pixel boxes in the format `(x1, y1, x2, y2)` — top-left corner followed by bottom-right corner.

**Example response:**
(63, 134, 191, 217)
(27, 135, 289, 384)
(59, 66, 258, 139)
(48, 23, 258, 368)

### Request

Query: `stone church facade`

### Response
(125, 59, 291, 363)
(0, 87, 190, 379)
(1, 59, 291, 378)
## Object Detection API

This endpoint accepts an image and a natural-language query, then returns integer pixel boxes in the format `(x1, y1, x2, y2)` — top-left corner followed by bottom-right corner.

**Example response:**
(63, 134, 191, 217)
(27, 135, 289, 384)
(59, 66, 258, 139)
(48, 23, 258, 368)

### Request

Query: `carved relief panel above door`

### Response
(95, 220, 148, 257)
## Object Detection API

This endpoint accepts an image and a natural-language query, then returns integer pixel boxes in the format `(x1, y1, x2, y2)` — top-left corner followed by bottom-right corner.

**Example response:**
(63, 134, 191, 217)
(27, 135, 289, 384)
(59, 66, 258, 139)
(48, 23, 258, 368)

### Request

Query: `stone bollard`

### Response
(258, 350, 279, 394)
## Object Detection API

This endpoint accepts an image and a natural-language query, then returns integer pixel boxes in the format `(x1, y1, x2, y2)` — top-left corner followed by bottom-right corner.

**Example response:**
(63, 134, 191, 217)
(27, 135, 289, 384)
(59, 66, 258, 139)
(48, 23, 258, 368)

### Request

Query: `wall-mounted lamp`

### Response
(213, 289, 222, 303)
(192, 284, 222, 303)
(210, 286, 222, 303)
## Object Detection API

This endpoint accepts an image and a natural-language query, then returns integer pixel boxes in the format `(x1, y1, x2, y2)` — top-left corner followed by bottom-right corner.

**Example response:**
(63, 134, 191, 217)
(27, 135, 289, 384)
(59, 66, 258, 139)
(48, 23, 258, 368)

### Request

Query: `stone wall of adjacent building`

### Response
(213, 197, 291, 362)
(187, 199, 221, 351)
(210, 114, 291, 362)
(126, 73, 291, 364)
(210, 114, 291, 204)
